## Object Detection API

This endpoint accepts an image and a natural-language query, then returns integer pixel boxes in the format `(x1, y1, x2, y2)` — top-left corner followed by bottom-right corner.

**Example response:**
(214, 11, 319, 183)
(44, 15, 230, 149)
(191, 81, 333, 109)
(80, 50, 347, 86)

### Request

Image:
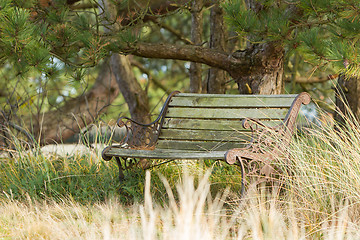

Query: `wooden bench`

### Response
(102, 91, 311, 189)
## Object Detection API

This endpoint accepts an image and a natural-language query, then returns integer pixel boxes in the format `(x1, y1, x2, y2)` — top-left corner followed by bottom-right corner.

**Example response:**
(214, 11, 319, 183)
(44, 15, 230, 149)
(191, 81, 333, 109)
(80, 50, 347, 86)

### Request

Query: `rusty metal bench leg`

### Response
(115, 157, 125, 182)
(236, 156, 246, 198)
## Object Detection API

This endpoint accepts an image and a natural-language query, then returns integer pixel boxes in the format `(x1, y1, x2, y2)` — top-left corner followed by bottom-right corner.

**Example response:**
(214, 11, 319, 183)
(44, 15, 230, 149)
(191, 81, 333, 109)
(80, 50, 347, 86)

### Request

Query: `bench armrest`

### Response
(116, 116, 161, 149)
(242, 117, 280, 130)
(243, 117, 284, 137)
(242, 117, 287, 153)
(226, 92, 311, 165)
(116, 91, 180, 149)
(225, 118, 286, 165)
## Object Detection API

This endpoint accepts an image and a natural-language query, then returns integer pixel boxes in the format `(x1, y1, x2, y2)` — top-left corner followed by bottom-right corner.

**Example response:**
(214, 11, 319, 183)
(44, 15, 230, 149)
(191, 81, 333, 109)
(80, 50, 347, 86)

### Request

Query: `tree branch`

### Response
(124, 42, 256, 77)
(35, 60, 120, 145)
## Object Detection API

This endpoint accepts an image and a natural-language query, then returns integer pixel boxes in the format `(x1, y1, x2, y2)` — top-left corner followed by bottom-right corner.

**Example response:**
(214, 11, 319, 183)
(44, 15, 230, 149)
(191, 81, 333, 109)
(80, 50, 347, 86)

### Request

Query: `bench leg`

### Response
(115, 157, 125, 182)
(236, 156, 246, 198)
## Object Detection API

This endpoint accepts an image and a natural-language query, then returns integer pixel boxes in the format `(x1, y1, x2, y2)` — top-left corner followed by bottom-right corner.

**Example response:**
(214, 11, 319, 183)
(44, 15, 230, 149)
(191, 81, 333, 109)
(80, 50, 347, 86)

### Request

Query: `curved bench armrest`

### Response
(226, 92, 311, 164)
(115, 91, 180, 149)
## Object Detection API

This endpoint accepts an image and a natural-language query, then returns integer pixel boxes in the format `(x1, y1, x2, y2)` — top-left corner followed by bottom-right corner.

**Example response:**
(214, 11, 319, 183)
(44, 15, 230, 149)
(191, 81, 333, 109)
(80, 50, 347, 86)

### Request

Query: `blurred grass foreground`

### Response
(1, 110, 360, 239)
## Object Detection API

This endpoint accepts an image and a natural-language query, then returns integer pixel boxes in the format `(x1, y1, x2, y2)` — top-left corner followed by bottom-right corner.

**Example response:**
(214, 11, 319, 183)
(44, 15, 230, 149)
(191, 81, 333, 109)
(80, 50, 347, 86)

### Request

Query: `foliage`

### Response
(2, 0, 360, 150)
(224, 0, 360, 77)
(0, 0, 193, 135)
(0, 1, 49, 74)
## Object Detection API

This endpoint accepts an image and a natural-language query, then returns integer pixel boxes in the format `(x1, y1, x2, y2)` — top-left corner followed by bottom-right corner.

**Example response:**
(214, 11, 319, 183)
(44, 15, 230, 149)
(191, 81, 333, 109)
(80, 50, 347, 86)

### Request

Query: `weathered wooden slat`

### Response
(170, 95, 296, 108)
(175, 93, 298, 98)
(159, 129, 252, 141)
(104, 148, 226, 160)
(166, 107, 289, 119)
(156, 140, 248, 151)
(162, 118, 283, 130)
(102, 91, 312, 188)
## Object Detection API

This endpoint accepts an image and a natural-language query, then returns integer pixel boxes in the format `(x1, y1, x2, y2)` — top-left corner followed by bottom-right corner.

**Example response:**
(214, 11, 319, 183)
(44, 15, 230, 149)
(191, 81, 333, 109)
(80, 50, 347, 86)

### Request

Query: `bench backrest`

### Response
(156, 93, 300, 152)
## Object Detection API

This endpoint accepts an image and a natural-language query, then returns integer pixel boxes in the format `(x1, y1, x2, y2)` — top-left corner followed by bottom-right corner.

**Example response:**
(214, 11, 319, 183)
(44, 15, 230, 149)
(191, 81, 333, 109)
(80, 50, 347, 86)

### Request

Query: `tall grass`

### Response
(1, 169, 359, 239)
(282, 111, 360, 227)
(0, 143, 139, 203)
(2, 109, 360, 238)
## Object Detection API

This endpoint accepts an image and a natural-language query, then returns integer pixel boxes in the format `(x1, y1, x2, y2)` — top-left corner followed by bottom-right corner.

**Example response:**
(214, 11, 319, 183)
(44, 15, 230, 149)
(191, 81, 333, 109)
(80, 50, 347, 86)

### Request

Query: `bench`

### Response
(102, 91, 311, 190)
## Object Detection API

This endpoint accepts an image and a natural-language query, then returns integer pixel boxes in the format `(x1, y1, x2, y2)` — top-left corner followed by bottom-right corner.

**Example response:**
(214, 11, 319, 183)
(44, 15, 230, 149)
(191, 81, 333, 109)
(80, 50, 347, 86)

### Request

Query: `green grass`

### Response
(0, 147, 242, 205)
(0, 151, 119, 203)
(2, 110, 360, 239)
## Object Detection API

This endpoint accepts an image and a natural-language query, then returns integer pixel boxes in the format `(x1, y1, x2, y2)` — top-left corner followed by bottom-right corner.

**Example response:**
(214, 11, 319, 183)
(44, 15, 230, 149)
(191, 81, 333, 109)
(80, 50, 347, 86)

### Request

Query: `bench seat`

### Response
(104, 147, 226, 160)
(102, 91, 311, 189)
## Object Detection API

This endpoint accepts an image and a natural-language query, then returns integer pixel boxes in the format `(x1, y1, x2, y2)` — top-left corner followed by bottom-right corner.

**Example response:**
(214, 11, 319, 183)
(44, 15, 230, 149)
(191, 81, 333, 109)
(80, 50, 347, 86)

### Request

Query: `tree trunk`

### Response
(206, 1, 227, 94)
(189, 0, 203, 93)
(230, 0, 284, 94)
(110, 54, 151, 123)
(99, 0, 151, 124)
(34, 54, 151, 145)
(35, 60, 119, 145)
(334, 74, 360, 126)
(232, 42, 284, 94)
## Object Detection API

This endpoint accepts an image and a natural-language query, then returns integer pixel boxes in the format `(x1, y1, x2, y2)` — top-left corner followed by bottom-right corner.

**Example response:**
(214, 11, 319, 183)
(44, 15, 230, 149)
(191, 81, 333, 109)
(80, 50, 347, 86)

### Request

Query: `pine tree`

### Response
(2, 0, 360, 143)
(0, 1, 50, 74)
(224, 0, 360, 120)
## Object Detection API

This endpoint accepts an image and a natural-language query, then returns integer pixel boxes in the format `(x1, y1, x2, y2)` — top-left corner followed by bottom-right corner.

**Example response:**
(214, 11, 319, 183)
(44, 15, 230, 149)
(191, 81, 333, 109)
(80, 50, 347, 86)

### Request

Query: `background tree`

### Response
(224, 0, 360, 121)
(1, 0, 360, 146)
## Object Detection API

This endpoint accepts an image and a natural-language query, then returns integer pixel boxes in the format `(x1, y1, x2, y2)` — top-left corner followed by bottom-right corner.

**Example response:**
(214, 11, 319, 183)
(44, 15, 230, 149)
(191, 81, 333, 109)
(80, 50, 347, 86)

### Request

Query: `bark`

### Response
(232, 42, 284, 94)
(128, 43, 245, 73)
(100, 0, 151, 124)
(110, 54, 151, 123)
(35, 60, 119, 145)
(129, 42, 284, 94)
(189, 0, 203, 93)
(206, 1, 227, 93)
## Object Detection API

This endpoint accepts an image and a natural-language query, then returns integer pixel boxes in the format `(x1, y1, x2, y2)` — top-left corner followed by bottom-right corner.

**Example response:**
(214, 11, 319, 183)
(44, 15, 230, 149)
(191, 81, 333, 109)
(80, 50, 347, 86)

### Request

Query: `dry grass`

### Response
(1, 170, 360, 239)
(2, 110, 360, 239)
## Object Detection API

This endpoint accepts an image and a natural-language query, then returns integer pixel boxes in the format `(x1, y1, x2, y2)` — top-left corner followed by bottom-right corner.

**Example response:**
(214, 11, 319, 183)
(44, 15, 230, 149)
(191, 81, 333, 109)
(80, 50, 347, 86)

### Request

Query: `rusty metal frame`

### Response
(102, 91, 180, 181)
(116, 90, 180, 149)
(225, 92, 311, 192)
(102, 91, 180, 162)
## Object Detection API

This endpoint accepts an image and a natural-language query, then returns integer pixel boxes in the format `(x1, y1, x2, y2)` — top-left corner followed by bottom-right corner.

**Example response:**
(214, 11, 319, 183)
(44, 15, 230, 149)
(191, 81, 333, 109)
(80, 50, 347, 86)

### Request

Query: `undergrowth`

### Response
(2, 106, 360, 238)
(0, 148, 243, 205)
(0, 152, 119, 203)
